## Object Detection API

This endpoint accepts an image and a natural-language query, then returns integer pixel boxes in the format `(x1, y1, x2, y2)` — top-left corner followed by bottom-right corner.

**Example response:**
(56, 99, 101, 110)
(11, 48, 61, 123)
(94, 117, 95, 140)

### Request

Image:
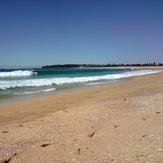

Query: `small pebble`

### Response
(142, 134, 147, 137)
(41, 144, 50, 147)
(157, 148, 162, 151)
(88, 132, 95, 137)
(77, 148, 81, 155)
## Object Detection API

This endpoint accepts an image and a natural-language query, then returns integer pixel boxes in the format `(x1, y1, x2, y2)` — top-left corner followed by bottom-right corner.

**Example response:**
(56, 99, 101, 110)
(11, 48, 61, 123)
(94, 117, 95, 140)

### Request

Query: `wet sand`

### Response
(0, 72, 163, 162)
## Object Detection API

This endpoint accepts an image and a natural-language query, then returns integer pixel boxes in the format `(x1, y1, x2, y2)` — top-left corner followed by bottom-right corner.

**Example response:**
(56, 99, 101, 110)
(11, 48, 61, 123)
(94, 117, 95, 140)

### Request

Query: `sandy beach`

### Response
(0, 72, 163, 163)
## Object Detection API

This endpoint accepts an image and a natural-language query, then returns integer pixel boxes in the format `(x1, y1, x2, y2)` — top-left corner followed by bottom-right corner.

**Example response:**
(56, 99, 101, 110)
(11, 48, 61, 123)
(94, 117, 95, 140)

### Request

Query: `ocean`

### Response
(0, 67, 160, 102)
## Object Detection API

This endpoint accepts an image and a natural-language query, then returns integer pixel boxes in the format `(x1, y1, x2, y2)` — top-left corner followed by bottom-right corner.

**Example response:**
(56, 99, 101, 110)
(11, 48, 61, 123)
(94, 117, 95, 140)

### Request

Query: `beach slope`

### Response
(0, 72, 163, 163)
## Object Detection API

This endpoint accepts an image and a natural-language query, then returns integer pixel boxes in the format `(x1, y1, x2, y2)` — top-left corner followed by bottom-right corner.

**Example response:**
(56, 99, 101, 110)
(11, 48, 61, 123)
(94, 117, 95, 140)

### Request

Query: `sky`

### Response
(0, 0, 163, 67)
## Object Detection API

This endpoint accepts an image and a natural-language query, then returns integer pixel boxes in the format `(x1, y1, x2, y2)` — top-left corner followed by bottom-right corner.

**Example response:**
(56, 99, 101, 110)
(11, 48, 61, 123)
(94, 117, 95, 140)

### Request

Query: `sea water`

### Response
(0, 67, 160, 101)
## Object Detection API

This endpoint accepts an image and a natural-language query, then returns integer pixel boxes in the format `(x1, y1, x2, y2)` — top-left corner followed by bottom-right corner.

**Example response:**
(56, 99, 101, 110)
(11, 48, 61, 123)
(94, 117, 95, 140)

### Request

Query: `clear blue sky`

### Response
(0, 0, 163, 67)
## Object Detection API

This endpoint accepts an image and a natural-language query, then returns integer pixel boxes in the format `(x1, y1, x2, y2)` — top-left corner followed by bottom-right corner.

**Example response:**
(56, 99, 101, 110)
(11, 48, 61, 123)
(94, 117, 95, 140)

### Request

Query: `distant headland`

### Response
(42, 63, 163, 68)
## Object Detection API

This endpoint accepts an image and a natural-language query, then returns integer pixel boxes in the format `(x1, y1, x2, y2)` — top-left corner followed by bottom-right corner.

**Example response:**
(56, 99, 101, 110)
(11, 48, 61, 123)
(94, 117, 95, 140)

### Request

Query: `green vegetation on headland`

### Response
(42, 63, 163, 68)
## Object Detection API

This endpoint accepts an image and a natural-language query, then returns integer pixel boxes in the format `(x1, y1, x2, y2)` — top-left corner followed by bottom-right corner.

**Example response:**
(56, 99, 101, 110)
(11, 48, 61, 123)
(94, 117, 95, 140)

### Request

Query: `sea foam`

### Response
(0, 70, 33, 78)
(0, 70, 160, 90)
(14, 88, 56, 95)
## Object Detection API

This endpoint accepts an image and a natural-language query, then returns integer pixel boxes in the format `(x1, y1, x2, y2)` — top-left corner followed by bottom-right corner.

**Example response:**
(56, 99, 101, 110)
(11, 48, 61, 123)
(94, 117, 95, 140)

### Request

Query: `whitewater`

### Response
(0, 69, 160, 90)
(0, 70, 34, 78)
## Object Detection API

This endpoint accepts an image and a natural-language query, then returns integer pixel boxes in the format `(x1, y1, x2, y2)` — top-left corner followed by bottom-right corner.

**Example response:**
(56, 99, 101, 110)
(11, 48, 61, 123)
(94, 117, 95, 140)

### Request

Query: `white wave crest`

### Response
(0, 70, 160, 90)
(0, 70, 33, 78)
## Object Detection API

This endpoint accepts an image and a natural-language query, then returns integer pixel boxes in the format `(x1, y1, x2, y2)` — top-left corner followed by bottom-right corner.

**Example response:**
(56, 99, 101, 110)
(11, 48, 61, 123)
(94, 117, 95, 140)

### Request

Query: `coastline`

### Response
(0, 71, 163, 162)
(0, 77, 122, 106)
(0, 67, 161, 105)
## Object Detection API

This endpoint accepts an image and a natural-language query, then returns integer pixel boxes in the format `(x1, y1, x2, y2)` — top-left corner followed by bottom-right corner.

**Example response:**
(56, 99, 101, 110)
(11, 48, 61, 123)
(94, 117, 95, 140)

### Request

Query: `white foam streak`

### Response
(0, 70, 160, 90)
(85, 82, 107, 86)
(0, 70, 33, 78)
(19, 88, 56, 95)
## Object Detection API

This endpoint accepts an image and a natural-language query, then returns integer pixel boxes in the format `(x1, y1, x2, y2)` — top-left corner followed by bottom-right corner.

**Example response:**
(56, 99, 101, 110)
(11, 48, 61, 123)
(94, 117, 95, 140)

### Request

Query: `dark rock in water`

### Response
(156, 111, 160, 114)
(2, 131, 8, 133)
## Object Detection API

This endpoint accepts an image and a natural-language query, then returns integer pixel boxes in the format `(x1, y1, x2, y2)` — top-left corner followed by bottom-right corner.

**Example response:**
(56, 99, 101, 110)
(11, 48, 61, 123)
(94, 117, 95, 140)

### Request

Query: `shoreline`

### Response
(0, 72, 163, 162)
(0, 77, 123, 106)
(0, 68, 161, 105)
(0, 72, 162, 124)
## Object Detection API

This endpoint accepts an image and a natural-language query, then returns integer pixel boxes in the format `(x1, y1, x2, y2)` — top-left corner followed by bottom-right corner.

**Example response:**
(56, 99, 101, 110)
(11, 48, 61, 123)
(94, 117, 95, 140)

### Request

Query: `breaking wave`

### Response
(0, 70, 160, 90)
(0, 70, 34, 78)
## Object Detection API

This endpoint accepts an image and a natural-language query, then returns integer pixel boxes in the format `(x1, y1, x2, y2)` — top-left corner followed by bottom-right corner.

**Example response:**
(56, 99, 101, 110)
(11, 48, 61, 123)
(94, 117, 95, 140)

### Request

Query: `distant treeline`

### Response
(42, 63, 163, 68)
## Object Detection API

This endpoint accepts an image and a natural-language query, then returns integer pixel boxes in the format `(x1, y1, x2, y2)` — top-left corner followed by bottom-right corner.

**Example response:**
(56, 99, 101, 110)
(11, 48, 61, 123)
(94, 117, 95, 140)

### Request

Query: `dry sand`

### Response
(0, 72, 163, 163)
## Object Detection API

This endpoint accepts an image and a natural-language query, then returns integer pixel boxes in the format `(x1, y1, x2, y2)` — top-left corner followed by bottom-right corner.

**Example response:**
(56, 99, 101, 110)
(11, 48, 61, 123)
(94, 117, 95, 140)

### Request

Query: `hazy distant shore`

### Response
(1, 65, 163, 70)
